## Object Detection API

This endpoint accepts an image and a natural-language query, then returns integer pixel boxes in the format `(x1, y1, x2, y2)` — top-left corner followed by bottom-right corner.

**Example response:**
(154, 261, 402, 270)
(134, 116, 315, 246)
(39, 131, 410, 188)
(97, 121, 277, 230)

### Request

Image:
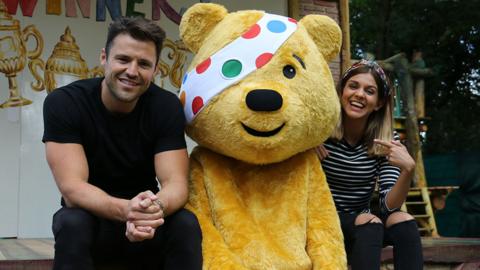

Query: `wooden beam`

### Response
(287, 0, 300, 21)
(410, 67, 434, 78)
(339, 0, 351, 72)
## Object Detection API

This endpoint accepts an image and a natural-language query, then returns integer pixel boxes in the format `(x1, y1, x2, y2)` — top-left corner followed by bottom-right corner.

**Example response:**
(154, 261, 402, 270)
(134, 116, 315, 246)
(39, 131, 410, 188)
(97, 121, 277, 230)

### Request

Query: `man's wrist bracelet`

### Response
(154, 199, 165, 212)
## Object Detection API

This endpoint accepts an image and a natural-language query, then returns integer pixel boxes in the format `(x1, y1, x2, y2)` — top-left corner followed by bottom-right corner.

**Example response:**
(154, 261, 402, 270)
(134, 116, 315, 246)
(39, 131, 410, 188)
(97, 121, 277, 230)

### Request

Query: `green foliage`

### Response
(350, 0, 480, 154)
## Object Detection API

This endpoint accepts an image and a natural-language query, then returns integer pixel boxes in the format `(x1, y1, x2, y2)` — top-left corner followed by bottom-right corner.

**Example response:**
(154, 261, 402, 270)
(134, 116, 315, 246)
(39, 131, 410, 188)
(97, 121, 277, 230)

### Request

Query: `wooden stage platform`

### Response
(382, 237, 480, 269)
(0, 237, 479, 270)
(0, 238, 53, 270)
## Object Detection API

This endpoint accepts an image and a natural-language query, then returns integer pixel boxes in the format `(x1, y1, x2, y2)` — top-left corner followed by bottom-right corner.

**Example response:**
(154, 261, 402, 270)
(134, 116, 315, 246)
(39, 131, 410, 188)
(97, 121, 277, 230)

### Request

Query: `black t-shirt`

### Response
(43, 77, 186, 199)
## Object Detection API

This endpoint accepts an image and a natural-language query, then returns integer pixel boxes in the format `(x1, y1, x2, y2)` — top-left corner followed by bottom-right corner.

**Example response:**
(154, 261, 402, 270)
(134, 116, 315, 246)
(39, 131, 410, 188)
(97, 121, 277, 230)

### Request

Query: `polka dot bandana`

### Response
(179, 12, 298, 123)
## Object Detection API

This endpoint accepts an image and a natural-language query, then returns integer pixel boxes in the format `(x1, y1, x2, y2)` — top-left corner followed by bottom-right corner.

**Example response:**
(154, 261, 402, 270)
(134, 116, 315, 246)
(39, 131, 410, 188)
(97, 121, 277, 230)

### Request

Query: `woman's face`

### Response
(341, 72, 384, 122)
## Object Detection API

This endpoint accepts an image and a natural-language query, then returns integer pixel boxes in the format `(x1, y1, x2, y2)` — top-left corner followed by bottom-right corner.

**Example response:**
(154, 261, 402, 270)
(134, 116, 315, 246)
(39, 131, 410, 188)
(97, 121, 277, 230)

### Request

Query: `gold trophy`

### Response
(43, 27, 89, 93)
(0, 0, 44, 108)
(31, 27, 104, 93)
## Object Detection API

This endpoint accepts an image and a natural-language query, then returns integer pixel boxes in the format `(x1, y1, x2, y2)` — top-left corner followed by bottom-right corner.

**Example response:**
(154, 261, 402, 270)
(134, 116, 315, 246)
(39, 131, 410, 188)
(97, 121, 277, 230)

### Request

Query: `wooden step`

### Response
(406, 201, 427, 205)
(413, 214, 432, 218)
(407, 191, 423, 196)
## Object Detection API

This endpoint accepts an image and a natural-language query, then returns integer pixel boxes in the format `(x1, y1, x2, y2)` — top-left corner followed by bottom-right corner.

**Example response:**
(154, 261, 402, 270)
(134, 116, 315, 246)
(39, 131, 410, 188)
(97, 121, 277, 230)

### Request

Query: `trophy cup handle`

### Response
(22, 25, 44, 60)
(28, 58, 45, 91)
(157, 39, 189, 92)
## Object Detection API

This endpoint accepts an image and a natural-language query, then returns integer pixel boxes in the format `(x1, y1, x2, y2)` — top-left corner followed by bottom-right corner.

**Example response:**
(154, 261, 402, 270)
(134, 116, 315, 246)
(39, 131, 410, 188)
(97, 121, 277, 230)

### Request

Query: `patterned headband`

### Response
(179, 12, 298, 123)
(343, 59, 391, 97)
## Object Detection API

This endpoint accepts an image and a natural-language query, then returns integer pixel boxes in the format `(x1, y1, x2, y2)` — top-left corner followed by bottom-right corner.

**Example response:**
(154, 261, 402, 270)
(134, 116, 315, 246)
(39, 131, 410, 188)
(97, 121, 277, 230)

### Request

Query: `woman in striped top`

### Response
(316, 60, 423, 270)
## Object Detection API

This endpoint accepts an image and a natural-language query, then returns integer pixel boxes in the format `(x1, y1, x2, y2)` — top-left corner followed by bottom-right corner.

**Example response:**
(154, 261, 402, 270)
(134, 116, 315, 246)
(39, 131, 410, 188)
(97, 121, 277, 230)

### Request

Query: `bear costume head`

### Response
(180, 3, 341, 165)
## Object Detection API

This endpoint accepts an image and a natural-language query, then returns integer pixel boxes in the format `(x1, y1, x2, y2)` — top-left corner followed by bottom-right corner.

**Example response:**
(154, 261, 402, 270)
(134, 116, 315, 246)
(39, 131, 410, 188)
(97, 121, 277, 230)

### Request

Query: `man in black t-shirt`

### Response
(43, 17, 202, 270)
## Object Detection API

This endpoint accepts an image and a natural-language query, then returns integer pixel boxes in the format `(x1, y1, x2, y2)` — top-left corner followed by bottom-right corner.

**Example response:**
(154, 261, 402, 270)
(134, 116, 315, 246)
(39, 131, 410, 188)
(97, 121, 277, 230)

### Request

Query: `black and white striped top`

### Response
(321, 138, 401, 214)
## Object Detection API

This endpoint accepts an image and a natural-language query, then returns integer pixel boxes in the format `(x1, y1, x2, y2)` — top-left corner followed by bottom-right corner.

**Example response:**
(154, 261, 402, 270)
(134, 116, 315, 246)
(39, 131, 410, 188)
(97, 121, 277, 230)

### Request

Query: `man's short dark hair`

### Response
(105, 16, 166, 64)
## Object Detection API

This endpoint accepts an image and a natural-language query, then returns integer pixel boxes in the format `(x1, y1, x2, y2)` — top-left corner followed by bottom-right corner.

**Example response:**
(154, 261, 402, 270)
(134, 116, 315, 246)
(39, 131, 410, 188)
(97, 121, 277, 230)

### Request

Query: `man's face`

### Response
(100, 33, 157, 112)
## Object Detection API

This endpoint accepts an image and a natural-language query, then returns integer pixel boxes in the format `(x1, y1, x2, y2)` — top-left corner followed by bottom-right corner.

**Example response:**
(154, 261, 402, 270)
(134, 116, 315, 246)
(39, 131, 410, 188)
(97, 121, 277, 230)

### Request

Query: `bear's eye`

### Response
(283, 65, 296, 79)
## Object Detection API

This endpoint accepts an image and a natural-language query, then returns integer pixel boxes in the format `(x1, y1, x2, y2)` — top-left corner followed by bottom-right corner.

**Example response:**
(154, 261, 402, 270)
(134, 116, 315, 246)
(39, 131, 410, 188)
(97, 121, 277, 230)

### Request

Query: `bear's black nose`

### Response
(245, 89, 283, 111)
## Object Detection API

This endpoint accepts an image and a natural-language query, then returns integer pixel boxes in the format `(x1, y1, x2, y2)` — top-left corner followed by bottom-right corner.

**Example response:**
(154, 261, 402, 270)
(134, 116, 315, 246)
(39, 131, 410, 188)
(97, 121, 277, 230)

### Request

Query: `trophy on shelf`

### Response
(30, 26, 96, 93)
(0, 0, 44, 108)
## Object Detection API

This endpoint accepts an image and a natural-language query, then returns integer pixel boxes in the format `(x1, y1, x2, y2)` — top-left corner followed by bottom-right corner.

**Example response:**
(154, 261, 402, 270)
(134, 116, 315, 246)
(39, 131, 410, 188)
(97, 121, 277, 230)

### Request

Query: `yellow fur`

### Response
(181, 3, 347, 269)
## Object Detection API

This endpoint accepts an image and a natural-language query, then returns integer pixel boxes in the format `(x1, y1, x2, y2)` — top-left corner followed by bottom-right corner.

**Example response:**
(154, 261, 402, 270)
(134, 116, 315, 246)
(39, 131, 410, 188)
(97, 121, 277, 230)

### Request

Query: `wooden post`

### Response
(411, 50, 430, 118)
(339, 0, 351, 72)
(287, 0, 300, 20)
(414, 79, 425, 118)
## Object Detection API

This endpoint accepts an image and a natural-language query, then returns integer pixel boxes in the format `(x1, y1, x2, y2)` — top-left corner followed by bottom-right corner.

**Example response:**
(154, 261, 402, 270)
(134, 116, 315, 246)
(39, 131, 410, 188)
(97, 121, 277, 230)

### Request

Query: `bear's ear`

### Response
(180, 3, 228, 53)
(299, 15, 342, 62)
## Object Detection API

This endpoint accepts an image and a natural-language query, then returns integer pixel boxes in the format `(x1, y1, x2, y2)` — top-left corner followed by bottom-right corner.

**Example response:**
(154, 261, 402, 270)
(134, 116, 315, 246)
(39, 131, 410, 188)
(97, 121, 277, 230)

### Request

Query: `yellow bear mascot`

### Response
(179, 3, 347, 269)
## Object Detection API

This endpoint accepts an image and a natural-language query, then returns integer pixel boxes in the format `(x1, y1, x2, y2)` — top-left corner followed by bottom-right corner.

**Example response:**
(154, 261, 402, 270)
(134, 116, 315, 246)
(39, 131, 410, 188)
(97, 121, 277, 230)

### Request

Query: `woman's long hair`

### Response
(330, 61, 394, 156)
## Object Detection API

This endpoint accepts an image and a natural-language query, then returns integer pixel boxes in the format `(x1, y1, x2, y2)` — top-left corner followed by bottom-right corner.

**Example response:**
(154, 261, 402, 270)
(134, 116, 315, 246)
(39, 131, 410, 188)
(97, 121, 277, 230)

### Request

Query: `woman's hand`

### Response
(314, 144, 329, 161)
(374, 139, 415, 172)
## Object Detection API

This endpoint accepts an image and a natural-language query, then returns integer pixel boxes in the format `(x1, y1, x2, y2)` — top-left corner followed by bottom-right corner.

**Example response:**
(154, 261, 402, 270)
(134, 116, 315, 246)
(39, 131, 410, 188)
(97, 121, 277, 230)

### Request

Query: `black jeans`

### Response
(52, 207, 202, 270)
(339, 212, 423, 270)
